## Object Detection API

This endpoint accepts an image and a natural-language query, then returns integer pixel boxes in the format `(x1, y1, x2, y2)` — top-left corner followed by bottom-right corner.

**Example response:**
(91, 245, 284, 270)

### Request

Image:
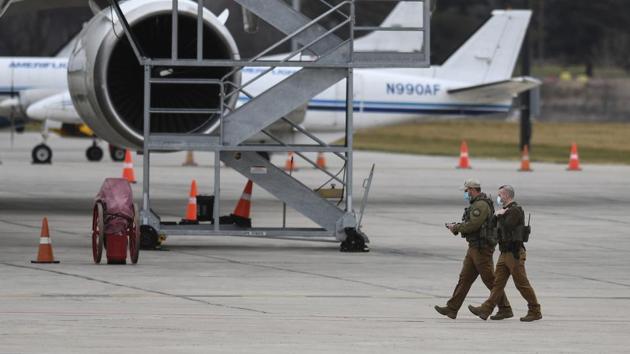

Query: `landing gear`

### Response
(32, 144, 52, 164)
(109, 144, 126, 162)
(339, 228, 370, 253)
(86, 143, 104, 162)
(33, 120, 53, 164)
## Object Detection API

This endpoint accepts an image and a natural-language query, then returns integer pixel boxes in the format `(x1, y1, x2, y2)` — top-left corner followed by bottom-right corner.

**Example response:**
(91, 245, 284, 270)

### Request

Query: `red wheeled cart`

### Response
(92, 178, 140, 264)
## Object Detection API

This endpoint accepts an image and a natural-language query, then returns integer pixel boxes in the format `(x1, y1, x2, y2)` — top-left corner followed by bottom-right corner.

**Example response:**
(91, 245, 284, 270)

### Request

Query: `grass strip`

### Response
(353, 120, 630, 165)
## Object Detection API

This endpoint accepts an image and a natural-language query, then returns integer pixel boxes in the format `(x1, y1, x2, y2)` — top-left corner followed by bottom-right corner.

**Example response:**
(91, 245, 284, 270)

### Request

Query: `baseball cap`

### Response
(460, 178, 481, 190)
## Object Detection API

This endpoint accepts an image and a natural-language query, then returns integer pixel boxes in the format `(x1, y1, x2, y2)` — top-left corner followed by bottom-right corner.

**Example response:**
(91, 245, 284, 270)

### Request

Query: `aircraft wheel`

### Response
(86, 145, 104, 162)
(109, 145, 126, 162)
(32, 144, 52, 164)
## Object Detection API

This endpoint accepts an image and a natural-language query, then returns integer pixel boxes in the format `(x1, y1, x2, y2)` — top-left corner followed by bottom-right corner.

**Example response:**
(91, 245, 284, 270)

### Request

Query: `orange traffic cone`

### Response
(519, 145, 532, 172)
(567, 142, 582, 171)
(122, 150, 136, 183)
(457, 141, 471, 169)
(284, 152, 297, 172)
(231, 180, 253, 227)
(316, 152, 327, 169)
(182, 150, 198, 167)
(31, 217, 60, 264)
(181, 179, 198, 224)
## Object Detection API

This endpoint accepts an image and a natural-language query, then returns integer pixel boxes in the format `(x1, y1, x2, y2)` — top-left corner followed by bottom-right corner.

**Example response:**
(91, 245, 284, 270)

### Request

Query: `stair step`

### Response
(234, 0, 343, 56)
(353, 51, 429, 68)
(148, 134, 220, 151)
(221, 43, 350, 146)
(149, 108, 222, 115)
(222, 68, 345, 146)
(150, 78, 223, 85)
(221, 151, 346, 235)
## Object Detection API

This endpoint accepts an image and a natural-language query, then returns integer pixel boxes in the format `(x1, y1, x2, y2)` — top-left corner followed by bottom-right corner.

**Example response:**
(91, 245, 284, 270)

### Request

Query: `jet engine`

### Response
(68, 0, 240, 149)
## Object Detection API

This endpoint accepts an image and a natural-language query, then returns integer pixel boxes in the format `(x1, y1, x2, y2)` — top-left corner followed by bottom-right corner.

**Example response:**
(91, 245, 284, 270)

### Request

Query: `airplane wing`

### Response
(447, 77, 541, 102)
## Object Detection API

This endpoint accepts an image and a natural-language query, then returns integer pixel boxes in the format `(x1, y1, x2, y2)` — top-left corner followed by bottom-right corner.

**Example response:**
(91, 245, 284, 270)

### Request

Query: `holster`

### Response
(511, 248, 520, 261)
(509, 242, 521, 260)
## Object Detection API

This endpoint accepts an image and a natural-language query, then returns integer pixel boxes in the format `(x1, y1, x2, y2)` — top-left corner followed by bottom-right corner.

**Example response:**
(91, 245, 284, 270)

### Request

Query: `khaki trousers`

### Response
(481, 249, 540, 313)
(446, 245, 511, 312)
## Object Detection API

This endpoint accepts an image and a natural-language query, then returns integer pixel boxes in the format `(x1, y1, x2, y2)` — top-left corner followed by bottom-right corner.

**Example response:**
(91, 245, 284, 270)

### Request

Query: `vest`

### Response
(498, 202, 531, 251)
(461, 194, 495, 247)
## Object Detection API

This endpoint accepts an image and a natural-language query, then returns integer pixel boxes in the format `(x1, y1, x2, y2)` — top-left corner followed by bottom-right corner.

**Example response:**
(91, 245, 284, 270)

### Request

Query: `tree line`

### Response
(1, 0, 628, 76)
(432, 0, 630, 75)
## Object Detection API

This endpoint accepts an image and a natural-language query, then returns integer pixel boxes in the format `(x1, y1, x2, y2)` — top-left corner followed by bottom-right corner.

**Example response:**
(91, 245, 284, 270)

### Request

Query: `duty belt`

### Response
(500, 241, 523, 259)
(466, 235, 487, 248)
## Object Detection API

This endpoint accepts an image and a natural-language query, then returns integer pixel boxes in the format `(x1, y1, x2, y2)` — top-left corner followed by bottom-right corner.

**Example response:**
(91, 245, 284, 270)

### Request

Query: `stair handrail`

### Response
(222, 21, 351, 104)
(221, 0, 351, 83)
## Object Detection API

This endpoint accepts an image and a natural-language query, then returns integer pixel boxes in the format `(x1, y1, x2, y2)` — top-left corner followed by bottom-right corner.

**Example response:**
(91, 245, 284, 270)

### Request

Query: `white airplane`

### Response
(0, 1, 538, 162)
(0, 55, 128, 163)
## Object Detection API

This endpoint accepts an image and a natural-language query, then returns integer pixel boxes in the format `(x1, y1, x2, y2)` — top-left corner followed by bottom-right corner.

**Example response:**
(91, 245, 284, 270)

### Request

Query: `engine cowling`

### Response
(68, 0, 240, 149)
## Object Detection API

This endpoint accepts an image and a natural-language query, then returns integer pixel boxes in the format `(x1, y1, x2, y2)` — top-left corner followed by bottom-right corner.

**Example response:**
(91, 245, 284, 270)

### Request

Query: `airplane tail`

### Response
(438, 10, 532, 84)
(353, 2, 424, 52)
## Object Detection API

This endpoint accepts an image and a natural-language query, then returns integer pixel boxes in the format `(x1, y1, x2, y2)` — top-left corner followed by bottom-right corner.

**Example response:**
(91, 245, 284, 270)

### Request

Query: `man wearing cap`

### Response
(434, 179, 513, 320)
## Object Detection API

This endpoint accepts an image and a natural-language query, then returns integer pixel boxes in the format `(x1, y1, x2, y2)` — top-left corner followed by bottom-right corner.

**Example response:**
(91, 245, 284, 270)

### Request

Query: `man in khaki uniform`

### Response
(435, 179, 512, 320)
(468, 184, 542, 322)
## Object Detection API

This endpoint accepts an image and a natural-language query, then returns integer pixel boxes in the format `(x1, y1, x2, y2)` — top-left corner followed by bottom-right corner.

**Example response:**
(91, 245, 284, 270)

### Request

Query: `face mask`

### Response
(464, 192, 470, 201)
(496, 196, 502, 207)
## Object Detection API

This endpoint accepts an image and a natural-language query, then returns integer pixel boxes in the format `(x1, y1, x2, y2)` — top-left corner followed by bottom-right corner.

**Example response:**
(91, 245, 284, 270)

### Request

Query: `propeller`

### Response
(9, 106, 15, 149)
(217, 9, 229, 25)
(0, 97, 19, 149)
(9, 89, 20, 149)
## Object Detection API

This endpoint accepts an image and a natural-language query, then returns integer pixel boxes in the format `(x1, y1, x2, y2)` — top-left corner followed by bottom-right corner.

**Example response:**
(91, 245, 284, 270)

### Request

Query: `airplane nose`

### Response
(25, 93, 81, 123)
(26, 100, 49, 121)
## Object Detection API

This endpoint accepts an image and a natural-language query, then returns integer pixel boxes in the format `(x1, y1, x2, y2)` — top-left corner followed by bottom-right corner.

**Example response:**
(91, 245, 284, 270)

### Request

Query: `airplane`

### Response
(0, 1, 538, 162)
(0, 53, 128, 163)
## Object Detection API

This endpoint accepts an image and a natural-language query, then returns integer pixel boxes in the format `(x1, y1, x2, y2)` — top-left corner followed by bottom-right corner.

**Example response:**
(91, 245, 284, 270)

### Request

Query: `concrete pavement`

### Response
(1, 132, 629, 353)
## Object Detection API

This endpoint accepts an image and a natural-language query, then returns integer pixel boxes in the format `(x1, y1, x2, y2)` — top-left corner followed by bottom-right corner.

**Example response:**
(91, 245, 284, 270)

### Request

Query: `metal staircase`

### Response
(107, 0, 430, 251)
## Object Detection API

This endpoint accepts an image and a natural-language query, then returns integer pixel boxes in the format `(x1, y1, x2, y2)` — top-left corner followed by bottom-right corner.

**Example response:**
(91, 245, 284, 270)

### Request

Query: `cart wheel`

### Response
(92, 203, 105, 263)
(129, 204, 140, 264)
(140, 225, 159, 250)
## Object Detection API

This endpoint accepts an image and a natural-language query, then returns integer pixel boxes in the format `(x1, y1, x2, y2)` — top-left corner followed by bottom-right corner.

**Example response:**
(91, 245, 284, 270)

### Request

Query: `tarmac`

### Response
(1, 132, 629, 353)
